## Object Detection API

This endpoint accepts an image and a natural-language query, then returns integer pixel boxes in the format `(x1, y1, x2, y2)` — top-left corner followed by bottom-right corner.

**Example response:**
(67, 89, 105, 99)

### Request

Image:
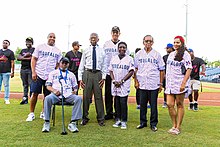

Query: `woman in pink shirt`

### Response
(165, 36, 192, 135)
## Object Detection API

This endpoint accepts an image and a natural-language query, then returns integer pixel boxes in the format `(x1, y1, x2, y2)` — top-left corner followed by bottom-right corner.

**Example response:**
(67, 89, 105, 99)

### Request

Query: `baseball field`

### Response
(0, 73, 220, 146)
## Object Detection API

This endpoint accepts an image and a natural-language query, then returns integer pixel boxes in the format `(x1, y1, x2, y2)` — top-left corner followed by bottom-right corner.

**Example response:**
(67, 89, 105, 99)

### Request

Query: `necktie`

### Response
(92, 46, 96, 70)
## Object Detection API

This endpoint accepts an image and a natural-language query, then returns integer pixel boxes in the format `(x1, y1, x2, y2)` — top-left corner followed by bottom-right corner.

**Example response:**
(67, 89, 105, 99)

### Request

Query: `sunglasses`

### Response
(61, 61, 69, 65)
(144, 40, 153, 43)
(119, 46, 126, 49)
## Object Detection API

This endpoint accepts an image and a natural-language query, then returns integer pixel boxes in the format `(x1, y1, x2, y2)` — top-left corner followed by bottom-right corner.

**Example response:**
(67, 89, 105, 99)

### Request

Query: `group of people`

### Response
(0, 26, 206, 135)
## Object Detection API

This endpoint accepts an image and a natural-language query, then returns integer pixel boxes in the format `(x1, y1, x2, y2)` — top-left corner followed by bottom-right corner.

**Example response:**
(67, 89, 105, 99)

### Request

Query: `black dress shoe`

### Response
(104, 114, 113, 120)
(81, 118, 89, 126)
(136, 123, 147, 129)
(98, 120, 105, 126)
(151, 126, 158, 132)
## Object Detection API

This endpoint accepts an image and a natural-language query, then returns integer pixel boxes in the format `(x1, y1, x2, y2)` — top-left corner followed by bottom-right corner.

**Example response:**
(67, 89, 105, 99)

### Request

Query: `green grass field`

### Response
(0, 99, 220, 146)
(6, 73, 220, 96)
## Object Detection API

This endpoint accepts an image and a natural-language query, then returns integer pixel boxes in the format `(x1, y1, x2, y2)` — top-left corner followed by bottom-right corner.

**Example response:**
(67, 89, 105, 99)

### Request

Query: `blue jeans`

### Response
(0, 73, 11, 100)
(44, 93, 82, 121)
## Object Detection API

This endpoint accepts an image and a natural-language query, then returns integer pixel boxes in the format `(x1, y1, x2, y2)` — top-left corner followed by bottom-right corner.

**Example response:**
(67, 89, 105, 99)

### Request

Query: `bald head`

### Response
(47, 33, 56, 46)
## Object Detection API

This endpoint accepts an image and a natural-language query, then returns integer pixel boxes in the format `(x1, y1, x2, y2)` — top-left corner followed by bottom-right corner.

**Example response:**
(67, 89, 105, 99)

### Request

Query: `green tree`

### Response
(62, 51, 66, 56)
(14, 47, 22, 64)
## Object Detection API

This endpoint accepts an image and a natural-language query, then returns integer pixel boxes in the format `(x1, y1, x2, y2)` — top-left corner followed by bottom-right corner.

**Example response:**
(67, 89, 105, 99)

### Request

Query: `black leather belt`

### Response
(85, 68, 101, 73)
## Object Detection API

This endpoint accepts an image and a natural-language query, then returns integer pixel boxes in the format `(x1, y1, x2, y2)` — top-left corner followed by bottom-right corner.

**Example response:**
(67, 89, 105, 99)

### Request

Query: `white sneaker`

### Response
(113, 120, 121, 128)
(121, 122, 127, 129)
(40, 112, 45, 120)
(168, 127, 176, 134)
(68, 122, 79, 133)
(26, 113, 35, 121)
(42, 122, 50, 132)
(5, 100, 10, 104)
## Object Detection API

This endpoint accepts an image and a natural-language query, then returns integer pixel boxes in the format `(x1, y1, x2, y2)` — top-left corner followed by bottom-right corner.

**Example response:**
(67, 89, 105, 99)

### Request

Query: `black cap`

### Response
(112, 26, 120, 32)
(60, 57, 70, 63)
(72, 41, 82, 47)
(26, 37, 34, 44)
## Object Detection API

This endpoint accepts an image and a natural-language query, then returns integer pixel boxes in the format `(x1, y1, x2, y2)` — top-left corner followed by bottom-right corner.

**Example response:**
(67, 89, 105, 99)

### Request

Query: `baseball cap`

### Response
(60, 57, 70, 63)
(112, 26, 120, 32)
(72, 41, 82, 47)
(188, 48, 194, 52)
(166, 43, 173, 48)
(26, 37, 34, 44)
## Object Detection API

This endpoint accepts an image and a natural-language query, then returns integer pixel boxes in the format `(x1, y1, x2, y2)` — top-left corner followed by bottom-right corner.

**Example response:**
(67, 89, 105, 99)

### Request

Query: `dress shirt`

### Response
(78, 45, 107, 81)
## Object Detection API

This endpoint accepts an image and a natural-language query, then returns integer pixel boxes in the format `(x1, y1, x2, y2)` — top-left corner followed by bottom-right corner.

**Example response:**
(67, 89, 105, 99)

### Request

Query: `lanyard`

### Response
(59, 68, 68, 84)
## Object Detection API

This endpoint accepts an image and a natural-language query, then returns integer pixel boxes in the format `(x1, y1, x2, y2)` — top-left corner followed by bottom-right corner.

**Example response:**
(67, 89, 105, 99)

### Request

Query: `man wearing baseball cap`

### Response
(17, 37, 35, 104)
(65, 41, 82, 95)
(103, 26, 121, 120)
(42, 57, 82, 133)
(188, 48, 206, 111)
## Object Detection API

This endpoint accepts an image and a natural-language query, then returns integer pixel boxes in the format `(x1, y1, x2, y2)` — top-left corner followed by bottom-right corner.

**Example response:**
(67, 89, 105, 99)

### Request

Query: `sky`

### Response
(0, 0, 219, 61)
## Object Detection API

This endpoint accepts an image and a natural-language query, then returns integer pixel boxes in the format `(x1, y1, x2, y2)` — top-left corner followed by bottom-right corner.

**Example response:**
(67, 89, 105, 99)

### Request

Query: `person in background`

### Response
(103, 26, 121, 120)
(134, 48, 141, 109)
(78, 33, 106, 126)
(17, 37, 35, 104)
(26, 33, 62, 122)
(110, 42, 134, 129)
(165, 36, 192, 135)
(42, 57, 82, 133)
(188, 48, 206, 111)
(162, 43, 175, 108)
(0, 40, 15, 104)
(65, 41, 82, 95)
(134, 35, 165, 132)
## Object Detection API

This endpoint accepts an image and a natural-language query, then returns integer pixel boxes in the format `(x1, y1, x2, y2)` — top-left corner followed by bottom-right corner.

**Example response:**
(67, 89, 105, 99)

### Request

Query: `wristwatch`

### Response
(121, 79, 125, 84)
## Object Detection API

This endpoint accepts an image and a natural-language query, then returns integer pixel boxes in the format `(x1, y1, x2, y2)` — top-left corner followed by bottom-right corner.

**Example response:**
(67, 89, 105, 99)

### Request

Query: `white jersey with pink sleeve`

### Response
(165, 50, 192, 94)
(32, 43, 62, 80)
(134, 48, 165, 90)
(103, 40, 130, 75)
(46, 69, 78, 98)
(109, 55, 134, 97)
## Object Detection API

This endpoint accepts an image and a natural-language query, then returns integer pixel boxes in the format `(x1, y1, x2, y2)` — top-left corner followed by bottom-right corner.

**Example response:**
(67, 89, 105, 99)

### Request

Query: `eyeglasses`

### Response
(119, 46, 126, 49)
(144, 40, 153, 43)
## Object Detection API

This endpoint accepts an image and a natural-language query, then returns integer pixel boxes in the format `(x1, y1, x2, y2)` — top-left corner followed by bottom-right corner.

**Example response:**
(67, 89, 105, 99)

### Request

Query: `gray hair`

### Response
(90, 33, 99, 39)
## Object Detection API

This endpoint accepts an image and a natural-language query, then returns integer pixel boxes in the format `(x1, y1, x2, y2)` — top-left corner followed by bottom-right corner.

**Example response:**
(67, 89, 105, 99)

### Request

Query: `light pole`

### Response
(184, 0, 188, 44)
(67, 23, 74, 51)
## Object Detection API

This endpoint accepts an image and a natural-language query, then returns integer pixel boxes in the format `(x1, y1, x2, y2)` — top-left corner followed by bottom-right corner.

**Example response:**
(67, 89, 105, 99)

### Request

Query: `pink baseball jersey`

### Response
(165, 50, 192, 94)
(134, 48, 165, 90)
(32, 43, 62, 80)
(109, 55, 135, 97)
(46, 69, 78, 98)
